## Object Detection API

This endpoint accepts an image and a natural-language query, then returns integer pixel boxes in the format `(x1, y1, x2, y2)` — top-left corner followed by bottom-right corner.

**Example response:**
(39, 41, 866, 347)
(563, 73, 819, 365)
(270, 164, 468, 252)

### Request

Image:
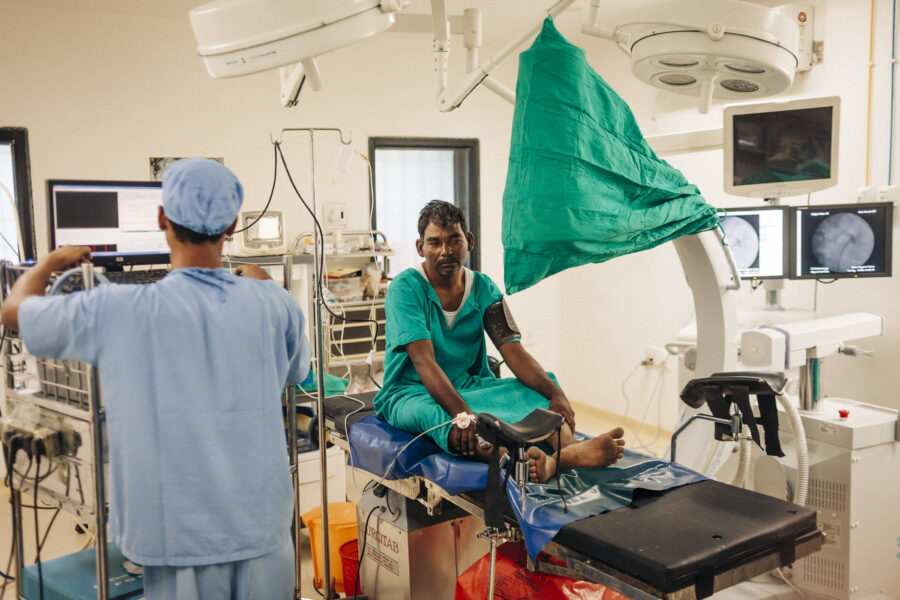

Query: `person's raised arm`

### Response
(405, 338, 478, 456)
(497, 340, 575, 432)
(0, 246, 92, 331)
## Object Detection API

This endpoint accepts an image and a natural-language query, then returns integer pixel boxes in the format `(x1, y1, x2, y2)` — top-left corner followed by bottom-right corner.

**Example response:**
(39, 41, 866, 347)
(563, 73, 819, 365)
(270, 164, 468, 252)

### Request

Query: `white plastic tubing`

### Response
(729, 424, 752, 488)
(728, 396, 808, 507)
(778, 394, 809, 507)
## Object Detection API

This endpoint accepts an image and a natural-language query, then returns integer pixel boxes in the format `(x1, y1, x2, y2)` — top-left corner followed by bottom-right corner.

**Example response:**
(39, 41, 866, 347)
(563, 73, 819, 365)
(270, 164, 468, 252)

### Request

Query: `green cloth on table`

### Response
(297, 372, 349, 396)
(502, 17, 719, 294)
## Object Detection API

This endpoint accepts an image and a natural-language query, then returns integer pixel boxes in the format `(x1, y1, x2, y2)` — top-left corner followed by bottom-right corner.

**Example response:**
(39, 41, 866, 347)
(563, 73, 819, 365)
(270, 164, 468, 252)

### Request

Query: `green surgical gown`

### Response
(373, 268, 550, 453)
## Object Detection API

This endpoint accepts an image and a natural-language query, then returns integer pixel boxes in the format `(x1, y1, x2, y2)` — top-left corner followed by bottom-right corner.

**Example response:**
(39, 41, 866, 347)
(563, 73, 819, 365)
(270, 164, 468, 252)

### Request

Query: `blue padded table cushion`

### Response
(347, 414, 707, 559)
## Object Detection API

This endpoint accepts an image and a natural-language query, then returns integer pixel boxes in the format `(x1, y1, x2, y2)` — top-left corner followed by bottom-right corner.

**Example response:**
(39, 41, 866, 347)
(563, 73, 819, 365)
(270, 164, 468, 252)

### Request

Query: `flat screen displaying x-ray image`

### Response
(792, 202, 893, 279)
(719, 206, 789, 279)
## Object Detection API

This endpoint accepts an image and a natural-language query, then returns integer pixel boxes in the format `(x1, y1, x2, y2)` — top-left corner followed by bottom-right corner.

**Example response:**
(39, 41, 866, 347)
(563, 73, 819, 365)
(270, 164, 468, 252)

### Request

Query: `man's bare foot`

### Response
(525, 427, 627, 484)
(552, 426, 626, 472)
(527, 446, 557, 483)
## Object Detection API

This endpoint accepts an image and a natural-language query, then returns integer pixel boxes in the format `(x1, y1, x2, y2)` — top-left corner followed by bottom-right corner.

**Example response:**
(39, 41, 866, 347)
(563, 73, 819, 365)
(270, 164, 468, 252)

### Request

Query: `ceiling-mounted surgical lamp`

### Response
(582, 0, 816, 113)
(189, 0, 403, 107)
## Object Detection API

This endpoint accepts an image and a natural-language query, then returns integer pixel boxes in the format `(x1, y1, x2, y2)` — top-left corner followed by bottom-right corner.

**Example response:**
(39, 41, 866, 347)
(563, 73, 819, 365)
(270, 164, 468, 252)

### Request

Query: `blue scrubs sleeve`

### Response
(277, 285, 310, 385)
(18, 292, 102, 364)
(385, 275, 431, 350)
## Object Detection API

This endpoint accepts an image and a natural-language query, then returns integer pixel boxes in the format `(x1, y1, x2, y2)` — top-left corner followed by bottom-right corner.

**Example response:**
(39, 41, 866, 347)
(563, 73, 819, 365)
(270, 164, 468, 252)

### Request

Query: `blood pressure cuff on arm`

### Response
(484, 299, 521, 347)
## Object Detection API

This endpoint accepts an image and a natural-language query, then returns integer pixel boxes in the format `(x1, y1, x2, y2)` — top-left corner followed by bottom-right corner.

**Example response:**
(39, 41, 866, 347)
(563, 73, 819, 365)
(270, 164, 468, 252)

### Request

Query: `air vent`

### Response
(801, 555, 846, 591)
(807, 478, 847, 513)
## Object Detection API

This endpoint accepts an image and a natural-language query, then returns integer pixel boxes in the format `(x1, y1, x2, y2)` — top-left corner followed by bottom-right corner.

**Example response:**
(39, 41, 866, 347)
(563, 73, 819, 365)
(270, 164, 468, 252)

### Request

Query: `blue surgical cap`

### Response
(162, 157, 243, 235)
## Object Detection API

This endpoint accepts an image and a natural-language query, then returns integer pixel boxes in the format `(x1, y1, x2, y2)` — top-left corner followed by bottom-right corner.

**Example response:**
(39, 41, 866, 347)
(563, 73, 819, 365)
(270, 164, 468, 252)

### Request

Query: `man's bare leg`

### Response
(527, 426, 626, 484)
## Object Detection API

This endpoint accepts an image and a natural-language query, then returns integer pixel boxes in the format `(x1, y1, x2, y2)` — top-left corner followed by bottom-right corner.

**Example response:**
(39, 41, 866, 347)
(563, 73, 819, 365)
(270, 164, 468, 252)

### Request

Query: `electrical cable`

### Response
(350, 504, 382, 600)
(1, 435, 25, 588)
(34, 453, 44, 600)
(775, 568, 807, 599)
(891, 0, 899, 185)
(274, 143, 381, 387)
(865, 0, 876, 186)
(232, 144, 278, 235)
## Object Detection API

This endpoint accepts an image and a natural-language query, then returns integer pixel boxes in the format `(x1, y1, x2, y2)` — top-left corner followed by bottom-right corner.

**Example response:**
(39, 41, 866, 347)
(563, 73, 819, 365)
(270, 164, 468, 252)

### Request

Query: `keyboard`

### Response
(55, 268, 169, 294)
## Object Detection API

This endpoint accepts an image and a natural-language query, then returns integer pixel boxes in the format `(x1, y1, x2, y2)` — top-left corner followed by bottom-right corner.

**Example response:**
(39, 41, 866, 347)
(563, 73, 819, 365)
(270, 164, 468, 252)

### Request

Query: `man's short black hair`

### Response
(168, 220, 226, 244)
(417, 200, 468, 239)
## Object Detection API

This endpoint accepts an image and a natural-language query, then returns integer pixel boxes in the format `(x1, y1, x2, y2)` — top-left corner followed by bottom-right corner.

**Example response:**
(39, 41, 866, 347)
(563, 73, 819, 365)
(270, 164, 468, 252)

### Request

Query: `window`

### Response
(0, 127, 36, 262)
(369, 137, 480, 275)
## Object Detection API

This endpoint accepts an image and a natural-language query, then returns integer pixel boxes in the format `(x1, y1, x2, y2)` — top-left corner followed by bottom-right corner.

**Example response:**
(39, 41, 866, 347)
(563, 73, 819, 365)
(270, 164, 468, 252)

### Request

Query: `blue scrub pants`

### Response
(142, 534, 294, 600)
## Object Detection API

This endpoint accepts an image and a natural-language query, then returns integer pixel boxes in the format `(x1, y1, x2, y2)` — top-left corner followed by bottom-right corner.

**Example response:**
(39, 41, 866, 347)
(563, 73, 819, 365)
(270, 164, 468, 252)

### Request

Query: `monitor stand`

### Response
(761, 197, 784, 309)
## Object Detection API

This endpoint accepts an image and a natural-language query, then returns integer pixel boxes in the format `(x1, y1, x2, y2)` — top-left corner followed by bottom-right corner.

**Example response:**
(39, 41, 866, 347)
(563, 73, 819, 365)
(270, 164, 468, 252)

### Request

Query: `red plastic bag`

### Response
(455, 540, 630, 600)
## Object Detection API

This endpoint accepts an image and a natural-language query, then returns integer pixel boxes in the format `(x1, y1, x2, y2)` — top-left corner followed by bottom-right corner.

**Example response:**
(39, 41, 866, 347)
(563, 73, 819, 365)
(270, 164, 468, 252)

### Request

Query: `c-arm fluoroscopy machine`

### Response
(670, 230, 900, 600)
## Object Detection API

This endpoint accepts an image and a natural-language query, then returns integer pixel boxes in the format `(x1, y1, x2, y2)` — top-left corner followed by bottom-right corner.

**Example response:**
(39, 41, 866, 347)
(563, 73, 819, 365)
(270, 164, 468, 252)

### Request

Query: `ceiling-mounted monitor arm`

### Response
(280, 58, 322, 108)
(431, 0, 577, 112)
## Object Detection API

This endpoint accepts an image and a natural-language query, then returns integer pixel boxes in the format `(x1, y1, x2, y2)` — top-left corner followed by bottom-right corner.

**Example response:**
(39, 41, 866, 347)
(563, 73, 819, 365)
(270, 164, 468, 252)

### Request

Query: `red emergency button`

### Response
(838, 409, 850, 419)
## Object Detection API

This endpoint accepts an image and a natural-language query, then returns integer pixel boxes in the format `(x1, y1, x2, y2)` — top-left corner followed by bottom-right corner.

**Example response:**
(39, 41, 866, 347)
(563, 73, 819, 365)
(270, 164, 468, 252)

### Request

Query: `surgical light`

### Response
(582, 0, 813, 113)
(189, 0, 401, 106)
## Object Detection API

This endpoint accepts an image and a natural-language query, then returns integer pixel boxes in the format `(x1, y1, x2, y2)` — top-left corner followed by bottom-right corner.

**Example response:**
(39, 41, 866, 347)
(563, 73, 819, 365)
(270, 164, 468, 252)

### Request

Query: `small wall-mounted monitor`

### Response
(724, 96, 840, 199)
(719, 205, 789, 280)
(791, 202, 893, 279)
(48, 180, 168, 268)
(237, 211, 286, 256)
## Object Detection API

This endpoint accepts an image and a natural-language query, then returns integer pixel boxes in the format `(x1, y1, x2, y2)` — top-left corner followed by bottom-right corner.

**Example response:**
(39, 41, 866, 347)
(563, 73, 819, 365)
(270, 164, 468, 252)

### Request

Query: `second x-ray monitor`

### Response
(791, 202, 893, 279)
(719, 205, 789, 280)
(724, 96, 840, 199)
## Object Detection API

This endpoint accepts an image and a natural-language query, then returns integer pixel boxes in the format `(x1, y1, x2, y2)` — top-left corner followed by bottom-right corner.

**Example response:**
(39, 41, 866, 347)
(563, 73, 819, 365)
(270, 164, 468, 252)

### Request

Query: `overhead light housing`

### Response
(583, 1, 814, 113)
(189, 0, 400, 79)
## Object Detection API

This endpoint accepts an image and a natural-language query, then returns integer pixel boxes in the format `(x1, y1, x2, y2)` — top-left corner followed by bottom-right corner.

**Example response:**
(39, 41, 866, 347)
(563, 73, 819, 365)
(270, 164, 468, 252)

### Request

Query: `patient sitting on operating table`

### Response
(373, 200, 625, 483)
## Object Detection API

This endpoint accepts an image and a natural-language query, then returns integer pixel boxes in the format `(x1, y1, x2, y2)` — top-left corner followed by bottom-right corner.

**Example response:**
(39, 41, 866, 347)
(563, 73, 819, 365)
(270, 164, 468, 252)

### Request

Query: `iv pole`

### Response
(274, 127, 352, 599)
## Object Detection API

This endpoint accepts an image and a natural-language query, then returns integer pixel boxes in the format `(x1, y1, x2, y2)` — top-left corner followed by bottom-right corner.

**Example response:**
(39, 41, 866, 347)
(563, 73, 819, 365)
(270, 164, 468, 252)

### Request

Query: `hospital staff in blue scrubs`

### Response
(374, 200, 625, 482)
(1, 157, 310, 600)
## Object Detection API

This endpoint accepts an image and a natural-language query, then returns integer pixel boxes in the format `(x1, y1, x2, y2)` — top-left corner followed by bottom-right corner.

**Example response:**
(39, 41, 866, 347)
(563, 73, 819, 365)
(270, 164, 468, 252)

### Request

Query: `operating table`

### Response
(322, 393, 823, 600)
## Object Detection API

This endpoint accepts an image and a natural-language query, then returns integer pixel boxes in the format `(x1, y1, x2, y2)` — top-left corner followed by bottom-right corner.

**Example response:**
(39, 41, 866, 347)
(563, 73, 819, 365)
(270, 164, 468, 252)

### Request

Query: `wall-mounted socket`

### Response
(325, 201, 347, 229)
(642, 345, 668, 366)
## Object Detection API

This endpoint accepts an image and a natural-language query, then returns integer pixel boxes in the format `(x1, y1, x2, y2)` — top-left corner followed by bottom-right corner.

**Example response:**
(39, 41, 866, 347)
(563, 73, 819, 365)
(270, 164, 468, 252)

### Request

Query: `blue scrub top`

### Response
(18, 268, 310, 567)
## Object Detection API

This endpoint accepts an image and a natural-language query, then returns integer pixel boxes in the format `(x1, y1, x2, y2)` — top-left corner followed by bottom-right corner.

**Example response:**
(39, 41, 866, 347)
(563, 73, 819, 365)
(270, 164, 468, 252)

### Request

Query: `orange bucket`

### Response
(302, 502, 358, 594)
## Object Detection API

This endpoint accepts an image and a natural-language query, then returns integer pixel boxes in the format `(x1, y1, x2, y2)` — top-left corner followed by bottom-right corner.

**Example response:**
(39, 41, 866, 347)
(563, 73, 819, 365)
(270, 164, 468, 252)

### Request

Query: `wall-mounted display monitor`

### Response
(48, 180, 168, 268)
(719, 205, 789, 280)
(791, 202, 892, 279)
(724, 96, 840, 199)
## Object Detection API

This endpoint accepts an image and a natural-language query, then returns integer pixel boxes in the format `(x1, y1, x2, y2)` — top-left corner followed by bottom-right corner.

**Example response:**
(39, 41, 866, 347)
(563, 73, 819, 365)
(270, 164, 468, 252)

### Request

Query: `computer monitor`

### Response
(724, 96, 840, 199)
(1, 128, 37, 262)
(47, 180, 169, 268)
(791, 202, 893, 279)
(719, 205, 789, 280)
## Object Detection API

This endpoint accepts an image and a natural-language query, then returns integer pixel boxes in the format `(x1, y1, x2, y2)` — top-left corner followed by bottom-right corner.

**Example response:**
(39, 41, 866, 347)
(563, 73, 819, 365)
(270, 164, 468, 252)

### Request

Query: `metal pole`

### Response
(83, 263, 110, 600)
(12, 487, 24, 598)
(799, 357, 821, 411)
(282, 255, 304, 599)
(275, 127, 351, 598)
(309, 131, 333, 598)
(487, 538, 498, 600)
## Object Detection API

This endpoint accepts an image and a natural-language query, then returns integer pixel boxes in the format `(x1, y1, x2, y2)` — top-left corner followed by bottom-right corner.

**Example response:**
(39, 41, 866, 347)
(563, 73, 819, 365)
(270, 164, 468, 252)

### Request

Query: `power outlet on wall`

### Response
(325, 202, 347, 229)
(642, 346, 668, 366)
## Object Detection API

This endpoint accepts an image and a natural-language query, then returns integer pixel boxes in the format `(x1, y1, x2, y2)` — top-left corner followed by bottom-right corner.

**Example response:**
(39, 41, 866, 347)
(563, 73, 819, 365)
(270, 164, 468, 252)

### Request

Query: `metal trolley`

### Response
(0, 257, 306, 599)
(1, 262, 115, 599)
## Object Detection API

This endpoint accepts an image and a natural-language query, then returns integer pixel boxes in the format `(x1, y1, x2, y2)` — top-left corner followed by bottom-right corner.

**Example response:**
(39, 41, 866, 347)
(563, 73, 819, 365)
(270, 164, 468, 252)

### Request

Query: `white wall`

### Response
(1, 0, 897, 435)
